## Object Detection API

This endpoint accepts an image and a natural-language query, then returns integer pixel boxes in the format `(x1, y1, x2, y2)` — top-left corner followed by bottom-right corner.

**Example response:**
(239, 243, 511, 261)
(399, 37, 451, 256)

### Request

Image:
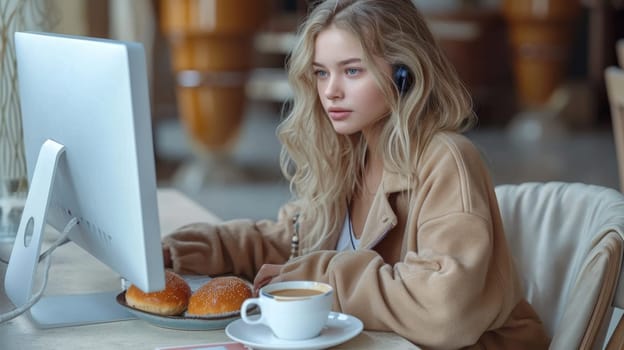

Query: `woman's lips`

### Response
(328, 109, 352, 121)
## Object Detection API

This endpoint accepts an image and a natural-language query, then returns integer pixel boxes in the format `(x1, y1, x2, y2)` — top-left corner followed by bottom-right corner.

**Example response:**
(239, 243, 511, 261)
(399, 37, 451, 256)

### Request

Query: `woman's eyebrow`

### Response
(312, 58, 362, 67)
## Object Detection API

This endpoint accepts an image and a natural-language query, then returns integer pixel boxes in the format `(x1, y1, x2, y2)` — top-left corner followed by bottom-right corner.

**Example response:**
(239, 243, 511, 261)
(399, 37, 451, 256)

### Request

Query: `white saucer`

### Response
(225, 311, 363, 350)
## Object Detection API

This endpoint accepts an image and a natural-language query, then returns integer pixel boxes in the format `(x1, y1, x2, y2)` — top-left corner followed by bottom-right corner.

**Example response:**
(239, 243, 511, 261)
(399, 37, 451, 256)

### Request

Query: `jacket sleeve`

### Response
(271, 136, 517, 349)
(162, 203, 298, 281)
(272, 214, 500, 349)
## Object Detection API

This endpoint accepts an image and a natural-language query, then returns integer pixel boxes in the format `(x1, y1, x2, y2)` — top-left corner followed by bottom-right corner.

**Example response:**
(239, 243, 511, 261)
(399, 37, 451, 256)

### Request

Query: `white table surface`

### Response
(0, 188, 419, 350)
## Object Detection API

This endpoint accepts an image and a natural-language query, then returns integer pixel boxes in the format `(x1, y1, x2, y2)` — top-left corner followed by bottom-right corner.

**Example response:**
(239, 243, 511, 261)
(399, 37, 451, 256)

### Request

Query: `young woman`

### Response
(162, 0, 550, 348)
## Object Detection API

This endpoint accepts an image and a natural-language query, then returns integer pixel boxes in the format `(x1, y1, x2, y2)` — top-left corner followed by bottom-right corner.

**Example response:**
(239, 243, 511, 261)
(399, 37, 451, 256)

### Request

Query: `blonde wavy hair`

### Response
(277, 0, 474, 252)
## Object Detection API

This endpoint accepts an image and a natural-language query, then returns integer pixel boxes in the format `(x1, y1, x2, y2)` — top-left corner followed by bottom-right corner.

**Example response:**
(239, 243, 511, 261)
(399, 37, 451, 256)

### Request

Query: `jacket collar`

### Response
(301, 169, 410, 252)
(358, 186, 398, 249)
(381, 168, 416, 194)
(334, 169, 408, 249)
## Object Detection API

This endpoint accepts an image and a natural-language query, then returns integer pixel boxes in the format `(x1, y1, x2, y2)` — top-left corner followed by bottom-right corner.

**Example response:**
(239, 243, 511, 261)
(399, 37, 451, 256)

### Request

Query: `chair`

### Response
(605, 67, 624, 192)
(495, 182, 624, 349)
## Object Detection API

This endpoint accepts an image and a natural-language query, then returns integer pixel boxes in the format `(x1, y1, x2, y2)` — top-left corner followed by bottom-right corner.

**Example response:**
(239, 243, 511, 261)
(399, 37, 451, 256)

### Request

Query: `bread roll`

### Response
(187, 276, 252, 316)
(125, 270, 191, 316)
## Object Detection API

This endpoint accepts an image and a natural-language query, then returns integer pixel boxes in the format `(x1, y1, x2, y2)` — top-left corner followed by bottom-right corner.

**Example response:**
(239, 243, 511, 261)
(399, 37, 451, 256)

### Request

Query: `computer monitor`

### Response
(3, 31, 165, 328)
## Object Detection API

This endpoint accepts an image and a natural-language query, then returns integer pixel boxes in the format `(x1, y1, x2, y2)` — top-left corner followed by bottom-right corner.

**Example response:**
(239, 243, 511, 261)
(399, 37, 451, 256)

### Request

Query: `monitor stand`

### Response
(3, 139, 134, 328)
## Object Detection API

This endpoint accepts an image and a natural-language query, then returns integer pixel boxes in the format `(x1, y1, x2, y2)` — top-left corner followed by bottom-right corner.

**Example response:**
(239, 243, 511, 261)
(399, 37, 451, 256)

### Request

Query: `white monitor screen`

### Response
(4, 31, 165, 327)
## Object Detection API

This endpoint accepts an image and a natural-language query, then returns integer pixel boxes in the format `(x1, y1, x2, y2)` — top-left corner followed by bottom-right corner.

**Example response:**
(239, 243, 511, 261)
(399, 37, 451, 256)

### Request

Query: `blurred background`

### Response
(2, 0, 624, 223)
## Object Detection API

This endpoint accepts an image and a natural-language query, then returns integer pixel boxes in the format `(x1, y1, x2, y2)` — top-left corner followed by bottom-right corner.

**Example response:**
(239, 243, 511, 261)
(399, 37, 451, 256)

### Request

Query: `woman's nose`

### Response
(324, 77, 343, 100)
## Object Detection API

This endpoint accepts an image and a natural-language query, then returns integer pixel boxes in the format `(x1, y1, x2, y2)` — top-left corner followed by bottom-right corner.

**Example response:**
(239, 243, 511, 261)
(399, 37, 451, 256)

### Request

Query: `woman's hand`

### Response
(253, 264, 283, 292)
(161, 223, 217, 273)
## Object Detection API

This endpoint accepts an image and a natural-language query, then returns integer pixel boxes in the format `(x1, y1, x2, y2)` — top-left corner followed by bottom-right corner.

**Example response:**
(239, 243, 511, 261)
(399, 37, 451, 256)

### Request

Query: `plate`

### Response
(116, 275, 253, 331)
(116, 291, 242, 331)
(225, 312, 363, 350)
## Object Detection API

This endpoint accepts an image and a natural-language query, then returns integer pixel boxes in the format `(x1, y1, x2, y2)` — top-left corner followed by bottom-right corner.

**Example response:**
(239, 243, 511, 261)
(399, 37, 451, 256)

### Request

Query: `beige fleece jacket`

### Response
(163, 132, 550, 349)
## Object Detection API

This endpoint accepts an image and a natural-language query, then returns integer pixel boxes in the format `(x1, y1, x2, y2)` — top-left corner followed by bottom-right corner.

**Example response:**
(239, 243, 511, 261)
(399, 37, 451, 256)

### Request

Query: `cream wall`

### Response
(49, 0, 89, 35)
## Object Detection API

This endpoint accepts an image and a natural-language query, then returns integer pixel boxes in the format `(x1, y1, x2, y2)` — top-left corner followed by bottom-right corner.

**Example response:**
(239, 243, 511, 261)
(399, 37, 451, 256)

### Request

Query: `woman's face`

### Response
(313, 25, 391, 137)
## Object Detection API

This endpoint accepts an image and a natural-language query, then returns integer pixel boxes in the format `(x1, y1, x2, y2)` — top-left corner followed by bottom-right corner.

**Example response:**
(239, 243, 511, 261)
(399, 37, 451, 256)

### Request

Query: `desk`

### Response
(0, 189, 419, 350)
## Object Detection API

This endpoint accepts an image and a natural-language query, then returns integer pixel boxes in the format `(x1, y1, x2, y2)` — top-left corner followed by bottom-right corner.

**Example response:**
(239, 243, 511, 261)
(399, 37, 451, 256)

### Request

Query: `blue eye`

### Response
(314, 69, 328, 78)
(345, 68, 360, 76)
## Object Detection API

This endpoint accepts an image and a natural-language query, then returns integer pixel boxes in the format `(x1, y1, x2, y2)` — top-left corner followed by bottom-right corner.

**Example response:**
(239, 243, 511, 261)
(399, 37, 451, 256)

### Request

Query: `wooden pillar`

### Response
(159, 0, 270, 154)
(502, 0, 583, 109)
(582, 0, 624, 121)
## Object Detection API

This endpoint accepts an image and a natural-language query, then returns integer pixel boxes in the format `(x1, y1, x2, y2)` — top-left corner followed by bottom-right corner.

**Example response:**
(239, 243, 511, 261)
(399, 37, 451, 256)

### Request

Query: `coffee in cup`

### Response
(240, 281, 333, 340)
(268, 288, 324, 298)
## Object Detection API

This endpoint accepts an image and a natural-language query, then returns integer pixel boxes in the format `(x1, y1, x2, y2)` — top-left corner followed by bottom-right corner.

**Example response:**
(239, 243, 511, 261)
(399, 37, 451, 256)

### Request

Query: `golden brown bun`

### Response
(187, 276, 252, 316)
(126, 270, 191, 316)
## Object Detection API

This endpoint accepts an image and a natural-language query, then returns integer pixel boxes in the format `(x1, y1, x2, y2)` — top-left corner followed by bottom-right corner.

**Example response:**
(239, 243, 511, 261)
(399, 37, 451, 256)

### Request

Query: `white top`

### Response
(336, 210, 360, 251)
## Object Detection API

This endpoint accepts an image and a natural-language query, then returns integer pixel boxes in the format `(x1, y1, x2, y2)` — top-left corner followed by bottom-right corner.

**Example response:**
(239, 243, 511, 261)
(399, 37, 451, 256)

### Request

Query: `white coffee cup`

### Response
(240, 281, 334, 340)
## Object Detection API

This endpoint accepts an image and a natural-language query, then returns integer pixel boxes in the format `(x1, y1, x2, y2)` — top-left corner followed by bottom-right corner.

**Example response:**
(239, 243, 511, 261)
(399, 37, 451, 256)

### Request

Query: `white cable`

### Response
(0, 217, 79, 323)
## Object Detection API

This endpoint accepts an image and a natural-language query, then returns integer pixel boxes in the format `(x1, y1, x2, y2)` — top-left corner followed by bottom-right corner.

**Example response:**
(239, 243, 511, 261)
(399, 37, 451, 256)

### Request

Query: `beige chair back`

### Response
(495, 182, 624, 349)
(606, 67, 624, 192)
(605, 65, 624, 349)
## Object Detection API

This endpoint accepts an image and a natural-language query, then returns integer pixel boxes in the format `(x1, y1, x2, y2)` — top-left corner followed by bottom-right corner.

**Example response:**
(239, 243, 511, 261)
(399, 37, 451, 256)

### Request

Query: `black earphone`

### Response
(393, 64, 413, 96)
